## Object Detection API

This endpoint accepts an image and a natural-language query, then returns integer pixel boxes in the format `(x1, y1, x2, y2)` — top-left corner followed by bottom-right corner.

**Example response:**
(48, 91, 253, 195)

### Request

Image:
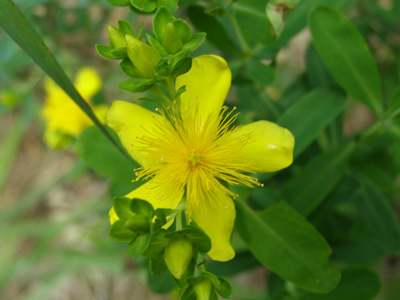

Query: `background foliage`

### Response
(1, 0, 400, 299)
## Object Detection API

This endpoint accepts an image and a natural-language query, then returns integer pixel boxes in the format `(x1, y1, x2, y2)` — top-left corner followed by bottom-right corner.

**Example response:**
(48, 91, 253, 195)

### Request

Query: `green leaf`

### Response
(208, 251, 260, 276)
(306, 45, 335, 88)
(233, 0, 275, 45)
(130, 198, 154, 217)
(309, 6, 383, 114)
(119, 57, 141, 78)
(146, 34, 169, 56)
(127, 233, 152, 257)
(215, 276, 232, 298)
(172, 57, 192, 78)
(148, 271, 176, 293)
(299, 268, 381, 300)
(118, 78, 156, 93)
(76, 126, 139, 183)
(113, 197, 134, 220)
(150, 255, 169, 274)
(153, 7, 175, 43)
(357, 175, 400, 254)
(281, 143, 354, 216)
(235, 201, 340, 293)
(110, 46, 127, 58)
(142, 229, 170, 257)
(118, 20, 135, 36)
(181, 33, 206, 53)
(244, 57, 274, 85)
(185, 225, 211, 253)
(187, 5, 240, 55)
(277, 87, 346, 158)
(131, 0, 157, 12)
(110, 219, 137, 243)
(96, 44, 118, 60)
(0, 0, 128, 161)
(387, 86, 400, 118)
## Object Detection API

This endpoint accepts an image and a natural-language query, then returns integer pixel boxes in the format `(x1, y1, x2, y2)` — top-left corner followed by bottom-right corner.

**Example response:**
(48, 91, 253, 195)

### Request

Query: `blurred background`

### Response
(1, 0, 400, 299)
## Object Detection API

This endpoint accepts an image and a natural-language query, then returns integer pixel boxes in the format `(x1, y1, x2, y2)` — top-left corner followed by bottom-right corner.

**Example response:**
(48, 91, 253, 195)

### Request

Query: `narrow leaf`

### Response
(281, 143, 355, 216)
(0, 0, 129, 160)
(309, 6, 383, 114)
(235, 200, 340, 293)
(357, 175, 400, 254)
(277, 87, 346, 158)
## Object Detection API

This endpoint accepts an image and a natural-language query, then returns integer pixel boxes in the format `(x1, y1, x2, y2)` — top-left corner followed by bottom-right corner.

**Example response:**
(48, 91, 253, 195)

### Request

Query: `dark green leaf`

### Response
(306, 45, 335, 88)
(208, 251, 260, 276)
(233, 0, 275, 45)
(118, 78, 156, 93)
(281, 143, 354, 216)
(113, 197, 134, 220)
(175, 85, 186, 98)
(127, 233, 152, 257)
(130, 198, 154, 217)
(277, 87, 346, 158)
(215, 276, 232, 298)
(148, 271, 176, 294)
(76, 126, 139, 183)
(185, 225, 211, 253)
(309, 6, 383, 114)
(244, 58, 274, 85)
(142, 229, 170, 257)
(172, 57, 192, 78)
(150, 255, 169, 274)
(187, 5, 240, 55)
(235, 201, 340, 293)
(357, 175, 400, 254)
(299, 268, 381, 300)
(387, 86, 400, 118)
(109, 219, 137, 243)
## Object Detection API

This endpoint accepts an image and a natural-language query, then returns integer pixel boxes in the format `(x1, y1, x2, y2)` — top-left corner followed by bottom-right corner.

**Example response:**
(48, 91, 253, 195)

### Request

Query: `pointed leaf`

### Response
(235, 200, 340, 293)
(309, 6, 382, 114)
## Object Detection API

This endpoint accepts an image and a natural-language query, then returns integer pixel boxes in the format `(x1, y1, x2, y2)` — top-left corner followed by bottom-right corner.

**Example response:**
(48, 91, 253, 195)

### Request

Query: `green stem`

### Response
(176, 210, 183, 231)
(228, 15, 250, 55)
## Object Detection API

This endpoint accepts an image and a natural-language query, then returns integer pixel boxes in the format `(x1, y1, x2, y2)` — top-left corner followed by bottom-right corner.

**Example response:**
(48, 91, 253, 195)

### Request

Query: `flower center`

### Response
(188, 152, 202, 167)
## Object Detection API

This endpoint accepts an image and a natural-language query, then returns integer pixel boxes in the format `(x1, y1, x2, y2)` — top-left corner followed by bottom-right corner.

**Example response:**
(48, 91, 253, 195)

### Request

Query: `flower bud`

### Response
(107, 25, 127, 49)
(162, 23, 183, 54)
(125, 34, 161, 78)
(164, 237, 193, 279)
(193, 278, 213, 300)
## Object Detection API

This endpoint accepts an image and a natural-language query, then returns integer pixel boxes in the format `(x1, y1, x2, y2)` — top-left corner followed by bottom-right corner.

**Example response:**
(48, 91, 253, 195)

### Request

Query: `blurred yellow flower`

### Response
(107, 55, 294, 261)
(42, 67, 107, 149)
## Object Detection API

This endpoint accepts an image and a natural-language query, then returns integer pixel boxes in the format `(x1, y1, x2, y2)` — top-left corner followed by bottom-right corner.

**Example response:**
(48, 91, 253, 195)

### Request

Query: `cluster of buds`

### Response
(107, 0, 177, 13)
(109, 197, 232, 300)
(96, 8, 205, 99)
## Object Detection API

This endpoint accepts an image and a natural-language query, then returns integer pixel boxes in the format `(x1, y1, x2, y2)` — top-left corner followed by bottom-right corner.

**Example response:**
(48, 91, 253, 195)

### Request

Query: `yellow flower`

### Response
(106, 55, 294, 261)
(42, 67, 107, 148)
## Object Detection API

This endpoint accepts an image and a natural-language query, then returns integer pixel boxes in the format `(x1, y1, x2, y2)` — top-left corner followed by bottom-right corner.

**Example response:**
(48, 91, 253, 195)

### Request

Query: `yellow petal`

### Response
(232, 120, 294, 173)
(109, 207, 119, 225)
(105, 100, 163, 166)
(74, 67, 102, 100)
(176, 55, 231, 126)
(190, 191, 235, 262)
(125, 176, 184, 211)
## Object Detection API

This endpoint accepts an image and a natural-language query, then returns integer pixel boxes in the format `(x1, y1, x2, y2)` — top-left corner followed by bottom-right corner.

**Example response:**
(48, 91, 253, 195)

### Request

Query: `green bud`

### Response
(193, 278, 213, 300)
(162, 23, 183, 54)
(108, 25, 127, 49)
(126, 34, 161, 79)
(164, 238, 193, 279)
(127, 215, 150, 235)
